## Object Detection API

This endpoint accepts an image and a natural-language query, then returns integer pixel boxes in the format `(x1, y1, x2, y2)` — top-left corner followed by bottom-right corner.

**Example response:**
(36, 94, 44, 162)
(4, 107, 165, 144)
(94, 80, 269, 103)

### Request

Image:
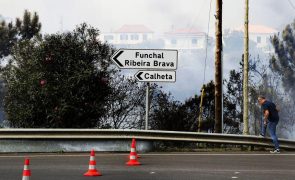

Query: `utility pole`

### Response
(214, 0, 223, 133)
(243, 0, 249, 135)
(198, 88, 205, 132)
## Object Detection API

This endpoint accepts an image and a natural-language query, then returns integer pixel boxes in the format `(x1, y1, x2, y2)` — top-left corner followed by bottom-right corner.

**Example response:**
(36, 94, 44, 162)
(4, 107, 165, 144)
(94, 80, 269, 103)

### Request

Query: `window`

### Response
(171, 39, 177, 44)
(143, 34, 147, 41)
(104, 35, 113, 41)
(120, 34, 128, 40)
(192, 39, 198, 44)
(131, 34, 139, 40)
(257, 36, 261, 44)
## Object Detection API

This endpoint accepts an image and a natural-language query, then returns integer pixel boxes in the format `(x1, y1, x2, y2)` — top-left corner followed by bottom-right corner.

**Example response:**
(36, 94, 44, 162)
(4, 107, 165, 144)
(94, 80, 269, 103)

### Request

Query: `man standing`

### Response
(258, 96, 280, 153)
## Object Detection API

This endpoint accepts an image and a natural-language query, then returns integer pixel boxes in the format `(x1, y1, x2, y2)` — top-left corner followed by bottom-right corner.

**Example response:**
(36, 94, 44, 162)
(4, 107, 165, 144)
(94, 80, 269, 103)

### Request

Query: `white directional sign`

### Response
(111, 49, 178, 70)
(135, 70, 176, 82)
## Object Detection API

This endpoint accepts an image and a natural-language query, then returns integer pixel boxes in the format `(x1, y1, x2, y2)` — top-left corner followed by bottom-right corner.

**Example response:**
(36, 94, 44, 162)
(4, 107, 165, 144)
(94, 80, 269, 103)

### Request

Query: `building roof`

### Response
(235, 24, 278, 34)
(114, 25, 153, 33)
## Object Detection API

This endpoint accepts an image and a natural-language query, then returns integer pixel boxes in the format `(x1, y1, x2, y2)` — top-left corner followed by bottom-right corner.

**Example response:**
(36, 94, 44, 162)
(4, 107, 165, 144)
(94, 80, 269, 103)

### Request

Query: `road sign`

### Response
(134, 70, 176, 82)
(111, 49, 178, 70)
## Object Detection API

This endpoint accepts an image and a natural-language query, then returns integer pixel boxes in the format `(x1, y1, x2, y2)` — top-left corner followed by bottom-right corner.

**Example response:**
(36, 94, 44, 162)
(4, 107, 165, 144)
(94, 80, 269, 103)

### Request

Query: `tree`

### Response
(223, 69, 243, 134)
(223, 56, 262, 134)
(149, 81, 215, 132)
(0, 21, 17, 58)
(101, 74, 146, 129)
(16, 10, 41, 40)
(0, 78, 5, 124)
(270, 20, 295, 97)
(149, 89, 186, 131)
(0, 10, 41, 59)
(268, 19, 295, 138)
(1, 23, 114, 128)
(198, 81, 215, 132)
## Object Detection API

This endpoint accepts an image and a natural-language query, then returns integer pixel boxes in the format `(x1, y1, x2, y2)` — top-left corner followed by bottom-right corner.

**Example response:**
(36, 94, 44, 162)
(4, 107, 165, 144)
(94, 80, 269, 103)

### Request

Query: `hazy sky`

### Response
(1, 0, 295, 101)
(0, 0, 294, 34)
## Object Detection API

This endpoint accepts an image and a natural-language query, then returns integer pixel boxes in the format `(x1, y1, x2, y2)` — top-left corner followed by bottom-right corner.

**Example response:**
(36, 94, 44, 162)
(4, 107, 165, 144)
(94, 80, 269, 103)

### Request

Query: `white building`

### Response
(99, 25, 154, 47)
(99, 25, 209, 52)
(163, 28, 208, 53)
(235, 24, 278, 53)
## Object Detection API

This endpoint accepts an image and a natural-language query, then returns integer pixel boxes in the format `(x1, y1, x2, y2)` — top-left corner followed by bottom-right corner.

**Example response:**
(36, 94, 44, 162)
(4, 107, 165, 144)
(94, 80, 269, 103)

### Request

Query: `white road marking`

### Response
(0, 154, 90, 158)
(235, 172, 240, 174)
(232, 176, 238, 179)
(141, 153, 295, 156)
(0, 153, 295, 158)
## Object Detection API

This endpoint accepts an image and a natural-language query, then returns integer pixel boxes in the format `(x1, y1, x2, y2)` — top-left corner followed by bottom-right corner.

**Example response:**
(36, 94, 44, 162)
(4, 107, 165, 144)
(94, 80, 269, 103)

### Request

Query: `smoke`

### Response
(250, 0, 295, 29)
(161, 51, 214, 101)
(1, 0, 294, 37)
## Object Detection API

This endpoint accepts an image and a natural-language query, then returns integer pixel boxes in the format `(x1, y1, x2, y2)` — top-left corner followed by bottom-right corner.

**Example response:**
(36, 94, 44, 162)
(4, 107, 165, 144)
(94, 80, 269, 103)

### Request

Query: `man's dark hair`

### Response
(258, 95, 266, 100)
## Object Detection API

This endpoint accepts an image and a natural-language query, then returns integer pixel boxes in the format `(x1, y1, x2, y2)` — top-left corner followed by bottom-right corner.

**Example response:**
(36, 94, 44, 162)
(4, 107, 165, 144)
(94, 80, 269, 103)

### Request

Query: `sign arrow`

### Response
(111, 49, 178, 70)
(111, 50, 124, 67)
(134, 70, 176, 83)
(136, 72, 144, 80)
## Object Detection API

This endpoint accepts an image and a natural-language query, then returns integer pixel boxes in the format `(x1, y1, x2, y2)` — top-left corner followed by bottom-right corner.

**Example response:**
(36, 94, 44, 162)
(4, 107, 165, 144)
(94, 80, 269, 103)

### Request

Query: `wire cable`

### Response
(288, 0, 295, 10)
(202, 0, 213, 85)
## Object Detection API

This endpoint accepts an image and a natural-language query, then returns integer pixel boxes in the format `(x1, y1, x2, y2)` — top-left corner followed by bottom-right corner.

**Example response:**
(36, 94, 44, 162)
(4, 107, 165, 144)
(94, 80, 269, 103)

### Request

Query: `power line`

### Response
(203, 0, 213, 85)
(288, 0, 295, 10)
(187, 0, 207, 30)
(177, 0, 207, 49)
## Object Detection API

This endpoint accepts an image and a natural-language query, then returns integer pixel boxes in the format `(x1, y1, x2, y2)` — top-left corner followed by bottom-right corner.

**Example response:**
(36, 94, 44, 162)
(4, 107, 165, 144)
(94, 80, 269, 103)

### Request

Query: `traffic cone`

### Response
(132, 138, 141, 158)
(126, 139, 141, 166)
(84, 149, 102, 176)
(22, 158, 31, 180)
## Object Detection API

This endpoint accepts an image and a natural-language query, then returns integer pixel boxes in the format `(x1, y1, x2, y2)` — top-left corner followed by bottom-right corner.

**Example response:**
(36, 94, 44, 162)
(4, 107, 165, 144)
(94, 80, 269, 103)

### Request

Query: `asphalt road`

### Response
(0, 152, 295, 180)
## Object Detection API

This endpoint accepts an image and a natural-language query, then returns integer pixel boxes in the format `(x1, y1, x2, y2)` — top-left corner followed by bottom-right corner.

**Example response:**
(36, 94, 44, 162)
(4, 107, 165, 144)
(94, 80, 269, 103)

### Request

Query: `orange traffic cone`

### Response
(22, 158, 31, 180)
(132, 138, 141, 158)
(128, 138, 140, 159)
(84, 149, 102, 176)
(126, 139, 141, 166)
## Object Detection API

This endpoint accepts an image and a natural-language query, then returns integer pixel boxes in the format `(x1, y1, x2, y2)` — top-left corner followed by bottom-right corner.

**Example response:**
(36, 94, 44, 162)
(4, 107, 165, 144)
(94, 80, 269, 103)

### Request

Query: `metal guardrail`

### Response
(0, 129, 295, 150)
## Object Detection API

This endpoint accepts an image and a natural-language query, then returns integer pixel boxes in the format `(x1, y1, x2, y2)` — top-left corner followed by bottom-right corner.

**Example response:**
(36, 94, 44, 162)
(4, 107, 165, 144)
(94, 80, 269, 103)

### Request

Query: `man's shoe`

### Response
(270, 149, 280, 154)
